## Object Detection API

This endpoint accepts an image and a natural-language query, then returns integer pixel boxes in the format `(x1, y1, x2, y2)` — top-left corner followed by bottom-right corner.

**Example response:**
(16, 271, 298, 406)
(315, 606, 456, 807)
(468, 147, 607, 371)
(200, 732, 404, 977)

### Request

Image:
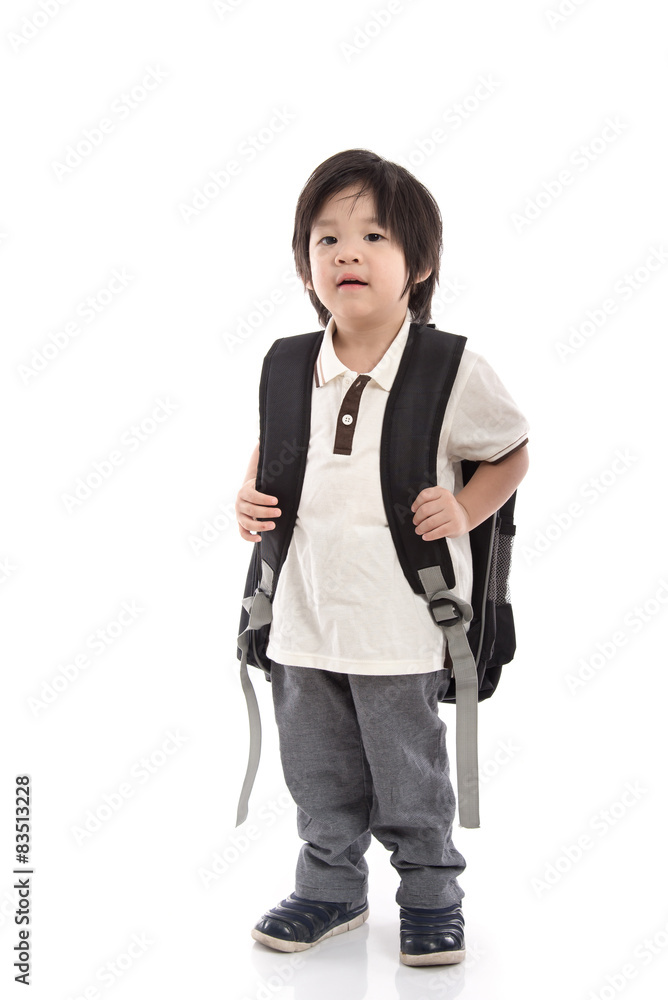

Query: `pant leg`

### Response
(270, 661, 372, 905)
(348, 668, 466, 908)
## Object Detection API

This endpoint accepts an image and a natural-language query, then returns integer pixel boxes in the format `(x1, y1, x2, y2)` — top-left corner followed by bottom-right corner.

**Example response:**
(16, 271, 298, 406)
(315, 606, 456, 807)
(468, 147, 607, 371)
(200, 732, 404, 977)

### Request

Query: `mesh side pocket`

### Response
(488, 519, 515, 607)
(494, 531, 513, 605)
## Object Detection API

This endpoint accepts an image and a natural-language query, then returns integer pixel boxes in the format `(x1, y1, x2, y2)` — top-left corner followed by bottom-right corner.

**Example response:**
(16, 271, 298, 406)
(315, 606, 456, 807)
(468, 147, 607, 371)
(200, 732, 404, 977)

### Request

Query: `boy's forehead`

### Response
(311, 188, 377, 229)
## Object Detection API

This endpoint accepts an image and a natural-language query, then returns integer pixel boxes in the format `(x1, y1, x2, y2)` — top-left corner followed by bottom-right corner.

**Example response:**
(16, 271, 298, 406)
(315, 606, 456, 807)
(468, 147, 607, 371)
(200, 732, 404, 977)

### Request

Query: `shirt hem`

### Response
(266, 644, 446, 675)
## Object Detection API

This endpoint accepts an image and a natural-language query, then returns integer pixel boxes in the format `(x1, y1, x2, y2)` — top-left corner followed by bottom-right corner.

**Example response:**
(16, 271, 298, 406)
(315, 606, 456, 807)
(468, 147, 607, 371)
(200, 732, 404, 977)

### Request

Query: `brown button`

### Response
(333, 375, 372, 455)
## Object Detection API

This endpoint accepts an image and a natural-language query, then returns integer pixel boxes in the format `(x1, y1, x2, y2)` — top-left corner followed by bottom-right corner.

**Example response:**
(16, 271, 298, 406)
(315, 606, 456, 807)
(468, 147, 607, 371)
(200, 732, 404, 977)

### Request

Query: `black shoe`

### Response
(251, 893, 369, 953)
(399, 901, 465, 966)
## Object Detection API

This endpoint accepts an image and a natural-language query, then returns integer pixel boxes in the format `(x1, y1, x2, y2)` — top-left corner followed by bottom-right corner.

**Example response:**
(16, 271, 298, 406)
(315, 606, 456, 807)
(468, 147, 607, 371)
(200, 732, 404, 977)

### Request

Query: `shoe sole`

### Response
(400, 946, 466, 966)
(251, 906, 370, 953)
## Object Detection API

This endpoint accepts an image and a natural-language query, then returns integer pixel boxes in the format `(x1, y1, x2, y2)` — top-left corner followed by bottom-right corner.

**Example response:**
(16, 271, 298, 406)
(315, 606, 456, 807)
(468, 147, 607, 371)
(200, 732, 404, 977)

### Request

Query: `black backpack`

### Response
(235, 321, 519, 830)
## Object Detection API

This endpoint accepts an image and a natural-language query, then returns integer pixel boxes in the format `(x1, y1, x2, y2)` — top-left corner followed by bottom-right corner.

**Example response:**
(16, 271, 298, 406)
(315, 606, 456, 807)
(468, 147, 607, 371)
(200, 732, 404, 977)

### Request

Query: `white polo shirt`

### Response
(265, 309, 529, 676)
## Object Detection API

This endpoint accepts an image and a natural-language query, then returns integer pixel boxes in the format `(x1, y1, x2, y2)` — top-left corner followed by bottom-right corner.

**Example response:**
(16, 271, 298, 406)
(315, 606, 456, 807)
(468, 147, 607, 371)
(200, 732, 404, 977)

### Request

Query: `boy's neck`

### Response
(331, 308, 410, 373)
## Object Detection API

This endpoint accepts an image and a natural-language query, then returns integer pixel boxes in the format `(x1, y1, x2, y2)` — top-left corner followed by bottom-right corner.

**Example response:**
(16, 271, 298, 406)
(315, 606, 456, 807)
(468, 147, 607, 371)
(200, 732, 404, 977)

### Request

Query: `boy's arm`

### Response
(411, 444, 529, 540)
(454, 444, 529, 532)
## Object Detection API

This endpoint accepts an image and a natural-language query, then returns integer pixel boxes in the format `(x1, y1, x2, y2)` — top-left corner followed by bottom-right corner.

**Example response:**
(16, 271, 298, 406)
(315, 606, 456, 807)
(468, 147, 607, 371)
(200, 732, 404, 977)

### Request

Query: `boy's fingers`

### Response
(240, 490, 281, 511)
(237, 510, 277, 530)
(248, 487, 279, 504)
(236, 490, 281, 515)
(248, 504, 280, 518)
(238, 525, 265, 542)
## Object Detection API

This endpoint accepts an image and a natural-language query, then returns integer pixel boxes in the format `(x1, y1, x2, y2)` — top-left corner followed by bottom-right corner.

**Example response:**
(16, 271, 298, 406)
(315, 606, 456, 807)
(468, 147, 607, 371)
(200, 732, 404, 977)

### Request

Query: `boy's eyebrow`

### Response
(311, 216, 382, 230)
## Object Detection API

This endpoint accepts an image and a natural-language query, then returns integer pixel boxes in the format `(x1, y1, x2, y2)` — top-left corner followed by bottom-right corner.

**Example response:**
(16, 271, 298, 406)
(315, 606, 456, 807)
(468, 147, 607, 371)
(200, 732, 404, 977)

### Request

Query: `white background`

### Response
(2, 1, 667, 998)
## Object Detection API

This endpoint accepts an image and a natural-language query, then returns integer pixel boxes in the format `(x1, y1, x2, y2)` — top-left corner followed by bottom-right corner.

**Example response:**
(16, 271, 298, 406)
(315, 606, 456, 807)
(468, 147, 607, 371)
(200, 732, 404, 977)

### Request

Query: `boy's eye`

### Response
(319, 233, 384, 245)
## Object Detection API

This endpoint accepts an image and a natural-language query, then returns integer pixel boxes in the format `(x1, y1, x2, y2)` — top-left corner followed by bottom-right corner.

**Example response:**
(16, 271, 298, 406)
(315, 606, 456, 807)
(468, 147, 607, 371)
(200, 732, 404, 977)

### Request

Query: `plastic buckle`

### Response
(428, 596, 462, 628)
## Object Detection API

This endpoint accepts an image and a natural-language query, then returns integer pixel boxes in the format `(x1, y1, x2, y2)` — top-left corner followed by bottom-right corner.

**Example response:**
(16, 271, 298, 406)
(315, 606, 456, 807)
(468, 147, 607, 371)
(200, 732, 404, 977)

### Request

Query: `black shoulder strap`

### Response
(255, 330, 324, 598)
(380, 323, 467, 592)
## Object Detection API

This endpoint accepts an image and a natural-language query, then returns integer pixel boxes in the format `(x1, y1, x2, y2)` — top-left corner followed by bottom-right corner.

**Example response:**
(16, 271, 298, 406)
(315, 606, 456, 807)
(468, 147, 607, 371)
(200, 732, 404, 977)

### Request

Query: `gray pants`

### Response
(270, 661, 466, 908)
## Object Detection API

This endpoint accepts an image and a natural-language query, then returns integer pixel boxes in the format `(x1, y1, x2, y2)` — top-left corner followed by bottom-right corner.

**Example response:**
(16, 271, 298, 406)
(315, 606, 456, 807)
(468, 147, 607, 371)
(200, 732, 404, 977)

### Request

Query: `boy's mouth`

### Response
(337, 274, 368, 287)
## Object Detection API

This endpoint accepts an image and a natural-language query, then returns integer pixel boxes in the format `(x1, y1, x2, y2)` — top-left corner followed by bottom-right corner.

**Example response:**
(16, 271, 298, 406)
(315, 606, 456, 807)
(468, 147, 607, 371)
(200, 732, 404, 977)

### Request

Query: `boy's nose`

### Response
(336, 248, 362, 262)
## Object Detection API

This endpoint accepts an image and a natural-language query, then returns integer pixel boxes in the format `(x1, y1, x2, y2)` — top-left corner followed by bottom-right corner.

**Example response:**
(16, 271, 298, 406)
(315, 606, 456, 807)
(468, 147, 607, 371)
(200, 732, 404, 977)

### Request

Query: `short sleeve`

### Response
(443, 352, 529, 464)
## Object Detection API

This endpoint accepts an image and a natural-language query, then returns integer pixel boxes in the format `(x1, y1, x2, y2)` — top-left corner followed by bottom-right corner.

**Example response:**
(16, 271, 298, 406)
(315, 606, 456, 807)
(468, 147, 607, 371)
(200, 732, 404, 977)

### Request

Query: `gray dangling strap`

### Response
(418, 566, 480, 829)
(235, 558, 274, 827)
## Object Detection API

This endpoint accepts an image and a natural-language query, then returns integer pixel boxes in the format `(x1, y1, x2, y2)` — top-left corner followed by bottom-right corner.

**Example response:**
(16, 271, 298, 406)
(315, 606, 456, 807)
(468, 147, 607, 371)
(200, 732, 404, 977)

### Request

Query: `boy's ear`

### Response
(414, 267, 432, 284)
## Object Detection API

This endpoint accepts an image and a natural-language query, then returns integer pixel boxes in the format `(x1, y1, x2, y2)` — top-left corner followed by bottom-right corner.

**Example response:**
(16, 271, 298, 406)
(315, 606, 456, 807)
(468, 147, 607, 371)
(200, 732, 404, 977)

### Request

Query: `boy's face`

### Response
(305, 185, 429, 330)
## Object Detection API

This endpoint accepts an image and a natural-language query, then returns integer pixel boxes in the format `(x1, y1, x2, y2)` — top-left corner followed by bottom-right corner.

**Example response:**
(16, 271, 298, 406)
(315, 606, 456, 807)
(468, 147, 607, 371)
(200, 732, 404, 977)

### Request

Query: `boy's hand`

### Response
(236, 479, 282, 542)
(410, 486, 470, 540)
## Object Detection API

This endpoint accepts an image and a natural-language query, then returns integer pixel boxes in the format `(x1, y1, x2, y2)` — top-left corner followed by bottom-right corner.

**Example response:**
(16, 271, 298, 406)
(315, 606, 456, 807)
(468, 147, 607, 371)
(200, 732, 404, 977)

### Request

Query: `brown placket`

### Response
(333, 374, 372, 455)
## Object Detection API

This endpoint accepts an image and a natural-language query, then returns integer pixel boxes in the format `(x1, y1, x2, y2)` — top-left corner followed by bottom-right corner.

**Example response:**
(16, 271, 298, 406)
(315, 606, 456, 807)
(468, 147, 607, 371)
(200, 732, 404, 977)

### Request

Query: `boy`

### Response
(235, 149, 529, 966)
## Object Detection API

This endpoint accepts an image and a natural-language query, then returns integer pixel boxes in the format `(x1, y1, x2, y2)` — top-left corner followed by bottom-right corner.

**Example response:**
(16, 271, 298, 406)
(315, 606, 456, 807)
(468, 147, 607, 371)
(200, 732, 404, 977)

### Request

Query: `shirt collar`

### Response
(314, 309, 415, 392)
